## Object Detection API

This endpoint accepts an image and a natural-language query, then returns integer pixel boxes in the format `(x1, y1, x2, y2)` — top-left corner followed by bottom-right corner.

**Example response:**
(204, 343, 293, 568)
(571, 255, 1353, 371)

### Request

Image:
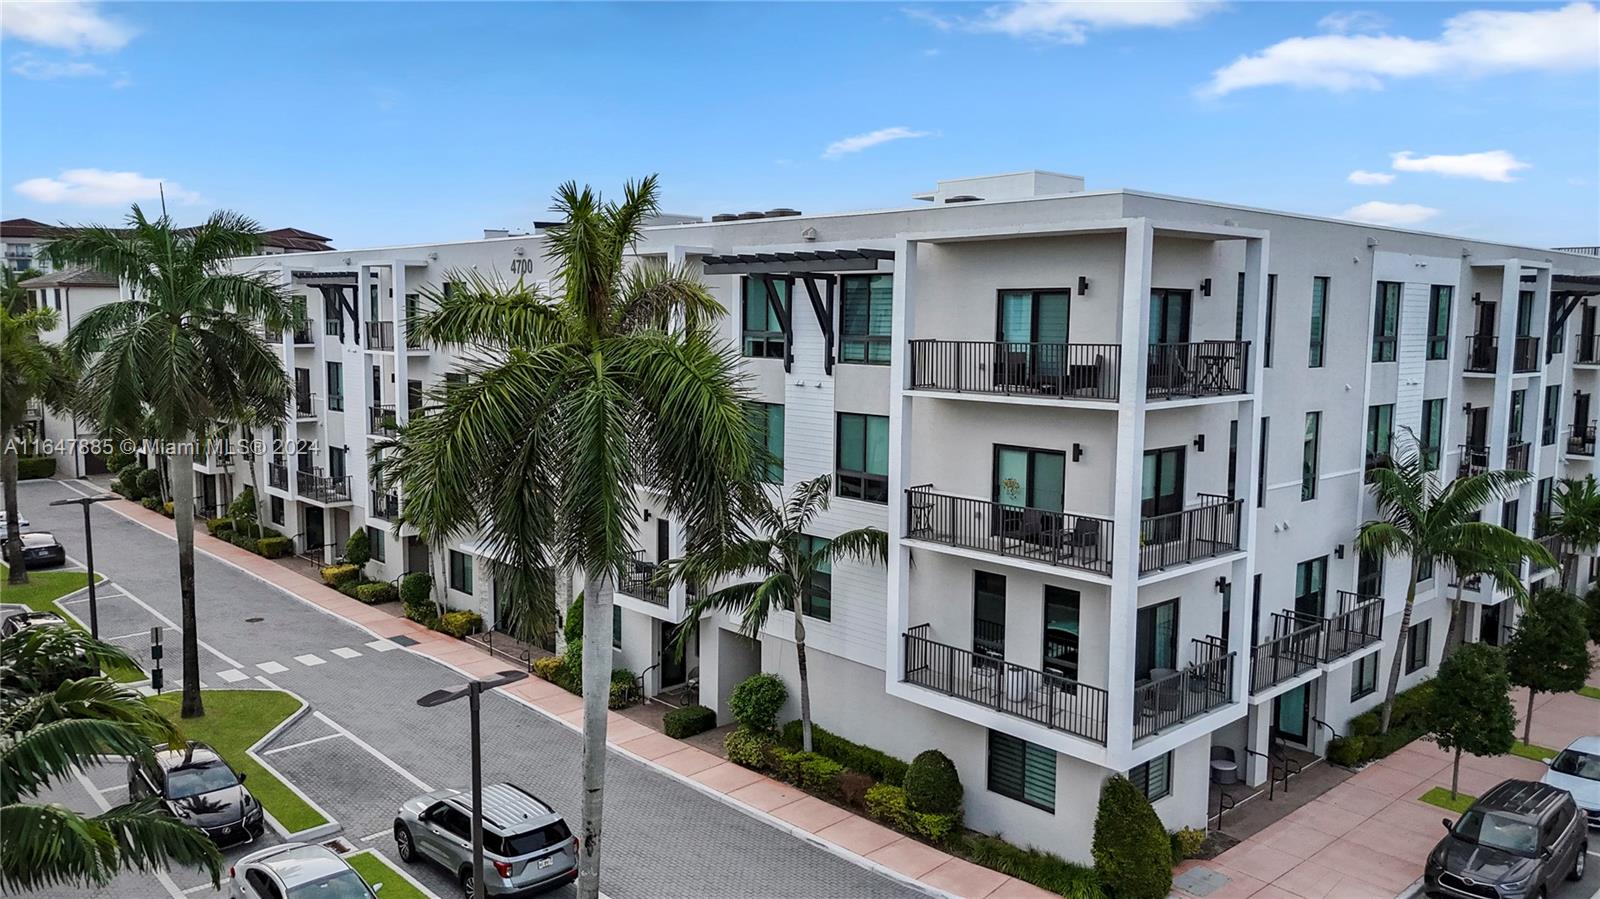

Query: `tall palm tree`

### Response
(380, 176, 755, 899)
(1356, 438, 1550, 733)
(659, 475, 887, 751)
(46, 206, 293, 718)
(1440, 539, 1530, 655)
(2, 269, 77, 586)
(1543, 475, 1600, 592)
(1, 628, 222, 891)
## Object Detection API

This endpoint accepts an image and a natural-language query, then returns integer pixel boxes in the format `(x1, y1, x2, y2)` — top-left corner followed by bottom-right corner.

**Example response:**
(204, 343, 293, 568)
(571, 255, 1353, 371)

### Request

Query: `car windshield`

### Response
(286, 870, 373, 898)
(1551, 748, 1600, 781)
(165, 761, 239, 799)
(1452, 808, 1539, 855)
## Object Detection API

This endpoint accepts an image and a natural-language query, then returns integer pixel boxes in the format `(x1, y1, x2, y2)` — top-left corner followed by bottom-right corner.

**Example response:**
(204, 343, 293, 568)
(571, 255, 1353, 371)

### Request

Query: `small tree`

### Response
(344, 528, 371, 569)
(1504, 588, 1593, 744)
(1583, 584, 1600, 646)
(1425, 643, 1516, 799)
(1092, 774, 1171, 899)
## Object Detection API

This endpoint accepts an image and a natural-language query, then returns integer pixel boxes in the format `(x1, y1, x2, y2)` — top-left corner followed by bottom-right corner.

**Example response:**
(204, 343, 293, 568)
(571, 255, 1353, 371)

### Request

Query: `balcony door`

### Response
(1515, 291, 1534, 339)
(1142, 447, 1186, 543)
(996, 290, 1070, 384)
(1466, 407, 1489, 448)
(304, 506, 325, 553)
(1474, 299, 1497, 338)
(1573, 391, 1591, 434)
(993, 447, 1065, 551)
(294, 367, 312, 402)
(973, 571, 1006, 663)
(1042, 586, 1079, 682)
(1135, 598, 1178, 682)
(1148, 289, 1192, 346)
(1583, 305, 1598, 359)
(1293, 556, 1326, 620)
(1272, 683, 1310, 745)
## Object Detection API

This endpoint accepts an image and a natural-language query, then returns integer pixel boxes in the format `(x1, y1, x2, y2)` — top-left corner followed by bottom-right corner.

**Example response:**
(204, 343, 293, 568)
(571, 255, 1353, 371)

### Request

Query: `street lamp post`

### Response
(417, 669, 527, 899)
(48, 493, 117, 639)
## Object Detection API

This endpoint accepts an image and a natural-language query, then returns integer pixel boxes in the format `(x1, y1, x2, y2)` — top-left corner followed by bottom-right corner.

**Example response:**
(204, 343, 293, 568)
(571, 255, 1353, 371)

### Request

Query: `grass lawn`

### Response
(346, 851, 429, 899)
(147, 689, 328, 834)
(1419, 786, 1476, 814)
(1580, 685, 1600, 701)
(1510, 741, 1556, 762)
(0, 563, 141, 682)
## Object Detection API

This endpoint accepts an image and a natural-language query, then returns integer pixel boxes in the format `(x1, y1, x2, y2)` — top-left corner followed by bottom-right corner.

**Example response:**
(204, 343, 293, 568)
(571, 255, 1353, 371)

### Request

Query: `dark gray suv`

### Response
(394, 782, 578, 897)
(1425, 779, 1587, 898)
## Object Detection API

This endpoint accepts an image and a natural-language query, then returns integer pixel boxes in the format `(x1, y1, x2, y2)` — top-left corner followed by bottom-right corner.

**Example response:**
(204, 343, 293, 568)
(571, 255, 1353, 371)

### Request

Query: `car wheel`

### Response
(459, 867, 474, 899)
(394, 824, 416, 863)
(1571, 842, 1588, 881)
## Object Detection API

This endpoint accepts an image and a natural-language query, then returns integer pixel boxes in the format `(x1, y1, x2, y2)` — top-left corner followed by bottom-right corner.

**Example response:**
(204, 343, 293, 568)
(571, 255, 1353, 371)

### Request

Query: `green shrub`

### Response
(729, 673, 787, 733)
(228, 488, 256, 521)
(724, 726, 775, 768)
(609, 668, 640, 710)
(400, 573, 434, 622)
(107, 449, 134, 471)
(255, 536, 291, 559)
(117, 464, 144, 499)
(435, 610, 483, 638)
(777, 751, 845, 796)
(904, 749, 962, 815)
(17, 456, 56, 479)
(338, 580, 364, 599)
(1170, 826, 1207, 861)
(231, 533, 260, 554)
(910, 810, 958, 843)
(205, 517, 233, 535)
(663, 705, 717, 739)
(135, 469, 161, 499)
(140, 496, 162, 511)
(1092, 775, 1172, 899)
(354, 581, 398, 604)
(957, 833, 1105, 899)
(1327, 735, 1369, 768)
(563, 595, 584, 645)
(320, 563, 361, 587)
(161, 501, 174, 518)
(532, 655, 563, 681)
(864, 783, 910, 830)
(1341, 680, 1437, 764)
(778, 720, 909, 786)
(344, 528, 371, 567)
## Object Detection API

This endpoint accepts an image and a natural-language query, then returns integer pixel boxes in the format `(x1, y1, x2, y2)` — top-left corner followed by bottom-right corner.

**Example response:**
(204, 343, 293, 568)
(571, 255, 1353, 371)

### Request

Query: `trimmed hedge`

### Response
(230, 533, 260, 554)
(205, 517, 233, 535)
(354, 581, 398, 604)
(609, 668, 640, 710)
(1329, 680, 1437, 767)
(662, 705, 717, 739)
(863, 783, 958, 843)
(1170, 826, 1207, 862)
(957, 834, 1104, 899)
(1092, 775, 1171, 899)
(117, 464, 144, 499)
(256, 536, 291, 559)
(779, 720, 909, 786)
(905, 749, 962, 815)
(532, 655, 562, 682)
(777, 751, 844, 797)
(436, 610, 483, 639)
(729, 673, 786, 732)
(162, 501, 174, 518)
(344, 528, 371, 567)
(320, 563, 361, 587)
(400, 573, 435, 625)
(17, 456, 56, 479)
(725, 726, 775, 768)
(140, 496, 162, 511)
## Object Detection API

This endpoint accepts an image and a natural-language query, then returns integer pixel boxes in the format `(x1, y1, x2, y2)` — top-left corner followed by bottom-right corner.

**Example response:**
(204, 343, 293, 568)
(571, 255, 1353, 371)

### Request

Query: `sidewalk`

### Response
(105, 496, 1055, 899)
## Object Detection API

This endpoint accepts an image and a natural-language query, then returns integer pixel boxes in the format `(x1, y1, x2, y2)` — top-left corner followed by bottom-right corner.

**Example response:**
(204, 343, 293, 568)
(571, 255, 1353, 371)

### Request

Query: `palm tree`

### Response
(1, 269, 76, 585)
(1356, 438, 1551, 733)
(1543, 475, 1600, 592)
(1440, 539, 1530, 655)
(46, 206, 293, 718)
(379, 176, 755, 899)
(659, 475, 887, 751)
(1, 627, 222, 891)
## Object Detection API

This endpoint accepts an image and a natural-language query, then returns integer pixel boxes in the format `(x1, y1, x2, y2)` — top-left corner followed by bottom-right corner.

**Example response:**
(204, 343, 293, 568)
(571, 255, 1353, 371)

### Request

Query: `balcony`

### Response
(1578, 335, 1600, 365)
(1464, 335, 1497, 373)
(369, 489, 399, 520)
(1250, 615, 1322, 694)
(618, 550, 669, 606)
(1513, 336, 1540, 373)
(903, 624, 1109, 744)
(296, 469, 351, 504)
(1458, 444, 1489, 477)
(1568, 423, 1595, 457)
(267, 461, 288, 490)
(1133, 639, 1235, 741)
(366, 320, 395, 351)
(1138, 494, 1242, 575)
(291, 319, 315, 346)
(294, 390, 317, 419)
(906, 340, 1120, 401)
(904, 486, 1113, 576)
(1146, 341, 1249, 401)
(369, 404, 397, 438)
(1507, 441, 1531, 471)
(1321, 592, 1384, 661)
(1534, 534, 1563, 572)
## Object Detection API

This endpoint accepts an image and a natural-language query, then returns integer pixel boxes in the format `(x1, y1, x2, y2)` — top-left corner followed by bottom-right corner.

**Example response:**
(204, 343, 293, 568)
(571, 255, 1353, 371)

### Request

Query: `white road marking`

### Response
(261, 732, 346, 755)
(311, 711, 432, 792)
(216, 669, 249, 683)
(330, 646, 362, 659)
(257, 661, 289, 674)
(365, 638, 401, 652)
(73, 769, 185, 899)
(97, 782, 128, 795)
(91, 584, 245, 669)
(359, 829, 391, 843)
(294, 653, 326, 667)
(104, 629, 156, 641)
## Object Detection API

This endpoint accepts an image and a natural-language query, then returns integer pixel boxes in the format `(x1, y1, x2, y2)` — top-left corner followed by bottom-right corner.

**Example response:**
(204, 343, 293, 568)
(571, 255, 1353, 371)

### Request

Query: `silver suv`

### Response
(393, 782, 578, 897)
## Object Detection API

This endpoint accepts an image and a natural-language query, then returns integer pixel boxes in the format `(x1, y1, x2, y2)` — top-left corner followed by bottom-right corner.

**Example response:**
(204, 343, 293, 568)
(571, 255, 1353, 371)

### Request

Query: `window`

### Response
(1227, 420, 1238, 500)
(1128, 752, 1172, 803)
(1301, 412, 1321, 501)
(269, 496, 284, 526)
(1535, 477, 1553, 537)
(1294, 557, 1327, 618)
(749, 403, 784, 484)
(1256, 417, 1270, 509)
(448, 550, 474, 594)
(1503, 499, 1520, 534)
(987, 730, 1055, 812)
(839, 274, 892, 364)
(1510, 389, 1527, 442)
(1351, 652, 1379, 700)
(1427, 285, 1452, 360)
(329, 447, 346, 481)
(612, 605, 621, 649)
(742, 277, 788, 358)
(1263, 274, 1277, 368)
(800, 535, 832, 620)
(1366, 404, 1394, 469)
(371, 365, 381, 404)
(1543, 384, 1561, 446)
(836, 413, 888, 503)
(1373, 281, 1401, 362)
(366, 525, 385, 563)
(1308, 277, 1328, 368)
(1405, 618, 1431, 673)
(1420, 399, 1444, 471)
(1357, 550, 1383, 597)
(1418, 553, 1434, 582)
(1234, 272, 1245, 341)
(326, 361, 344, 411)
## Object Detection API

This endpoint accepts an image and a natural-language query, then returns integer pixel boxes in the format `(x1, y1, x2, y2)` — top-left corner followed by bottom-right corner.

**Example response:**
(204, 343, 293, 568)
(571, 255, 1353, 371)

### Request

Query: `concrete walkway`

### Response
(107, 496, 1055, 899)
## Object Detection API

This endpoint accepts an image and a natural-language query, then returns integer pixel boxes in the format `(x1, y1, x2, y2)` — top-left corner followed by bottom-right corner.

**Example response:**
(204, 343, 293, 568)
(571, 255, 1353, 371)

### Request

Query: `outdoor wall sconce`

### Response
(1335, 544, 1345, 560)
(643, 509, 652, 521)
(1472, 292, 1482, 304)
(1199, 278, 1212, 297)
(1214, 576, 1229, 594)
(1078, 276, 1089, 296)
(1193, 434, 1206, 452)
(1072, 443, 1084, 462)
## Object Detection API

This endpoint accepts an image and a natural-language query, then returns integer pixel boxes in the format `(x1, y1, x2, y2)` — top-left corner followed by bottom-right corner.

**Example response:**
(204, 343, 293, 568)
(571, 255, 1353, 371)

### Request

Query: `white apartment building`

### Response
(194, 171, 1598, 864)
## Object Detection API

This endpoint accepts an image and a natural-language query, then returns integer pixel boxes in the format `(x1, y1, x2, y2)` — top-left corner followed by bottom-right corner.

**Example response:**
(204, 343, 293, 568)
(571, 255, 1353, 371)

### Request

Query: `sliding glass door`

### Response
(1042, 586, 1080, 682)
(1135, 599, 1179, 682)
(996, 290, 1070, 384)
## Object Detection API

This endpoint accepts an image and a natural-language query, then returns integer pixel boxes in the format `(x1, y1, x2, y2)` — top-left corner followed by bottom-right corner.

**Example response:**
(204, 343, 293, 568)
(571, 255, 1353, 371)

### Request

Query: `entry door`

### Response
(1142, 447, 1186, 542)
(660, 621, 686, 686)
(1475, 300, 1497, 337)
(1515, 292, 1534, 338)
(1042, 586, 1080, 682)
(1149, 290, 1192, 345)
(997, 290, 1070, 382)
(1583, 306, 1599, 360)
(973, 572, 1006, 662)
(1272, 683, 1311, 745)
(405, 537, 429, 574)
(201, 475, 218, 517)
(303, 507, 325, 553)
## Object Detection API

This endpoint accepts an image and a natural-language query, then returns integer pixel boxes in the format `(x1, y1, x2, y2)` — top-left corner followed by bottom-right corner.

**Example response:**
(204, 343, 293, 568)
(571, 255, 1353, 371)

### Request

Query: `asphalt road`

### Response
(12, 478, 925, 899)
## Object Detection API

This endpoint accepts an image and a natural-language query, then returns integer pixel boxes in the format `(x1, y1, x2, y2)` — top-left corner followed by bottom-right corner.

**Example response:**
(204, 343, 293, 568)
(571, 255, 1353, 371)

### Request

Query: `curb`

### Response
(345, 847, 445, 899)
(243, 680, 343, 842)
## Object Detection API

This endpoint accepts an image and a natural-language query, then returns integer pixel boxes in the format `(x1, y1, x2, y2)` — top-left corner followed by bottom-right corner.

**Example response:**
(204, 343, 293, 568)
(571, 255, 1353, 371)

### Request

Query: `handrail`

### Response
(1323, 592, 1383, 661)
(1138, 496, 1242, 574)
(1250, 616, 1321, 693)
(1464, 334, 1498, 373)
(1146, 340, 1250, 400)
(1132, 644, 1234, 741)
(906, 339, 1121, 401)
(1243, 747, 1278, 801)
(905, 485, 1113, 576)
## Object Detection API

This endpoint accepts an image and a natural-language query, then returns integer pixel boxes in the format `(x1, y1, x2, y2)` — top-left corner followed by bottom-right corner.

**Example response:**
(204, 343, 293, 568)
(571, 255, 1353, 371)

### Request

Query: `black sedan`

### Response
(18, 532, 65, 569)
(127, 742, 266, 846)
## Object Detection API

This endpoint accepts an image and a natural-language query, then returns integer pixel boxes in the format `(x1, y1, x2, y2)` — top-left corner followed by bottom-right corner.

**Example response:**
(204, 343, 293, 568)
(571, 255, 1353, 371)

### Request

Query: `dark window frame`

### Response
(1301, 411, 1321, 501)
(1373, 281, 1401, 362)
(741, 276, 790, 359)
(448, 549, 474, 594)
(1308, 276, 1328, 368)
(1128, 751, 1173, 803)
(1405, 618, 1431, 673)
(1426, 285, 1452, 360)
(838, 273, 893, 365)
(1351, 652, 1378, 699)
(366, 525, 385, 563)
(800, 534, 832, 621)
(986, 730, 1055, 813)
(835, 412, 889, 504)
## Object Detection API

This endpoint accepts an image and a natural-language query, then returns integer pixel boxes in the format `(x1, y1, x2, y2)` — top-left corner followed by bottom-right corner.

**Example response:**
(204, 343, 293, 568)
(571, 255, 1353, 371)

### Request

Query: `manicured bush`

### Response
(532, 655, 563, 682)
(1326, 735, 1369, 768)
(255, 536, 291, 559)
(779, 751, 845, 797)
(320, 563, 361, 587)
(865, 783, 910, 829)
(729, 673, 787, 733)
(435, 610, 483, 638)
(337, 580, 364, 599)
(117, 464, 144, 499)
(662, 704, 717, 739)
(609, 668, 640, 710)
(161, 501, 174, 518)
(957, 834, 1105, 899)
(135, 469, 161, 499)
(354, 581, 398, 604)
(1585, 585, 1600, 645)
(17, 456, 56, 479)
(400, 573, 434, 622)
(724, 725, 775, 768)
(344, 528, 371, 568)
(140, 496, 162, 511)
(563, 595, 584, 645)
(1092, 775, 1172, 899)
(205, 516, 233, 535)
(1342, 680, 1438, 765)
(778, 720, 909, 786)
(231, 534, 260, 554)
(1170, 826, 1207, 861)
(107, 449, 134, 471)
(904, 749, 962, 815)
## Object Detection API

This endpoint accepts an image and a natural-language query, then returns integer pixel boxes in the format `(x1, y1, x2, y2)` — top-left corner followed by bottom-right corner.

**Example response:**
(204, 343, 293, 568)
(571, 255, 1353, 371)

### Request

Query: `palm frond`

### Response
(0, 798, 222, 891)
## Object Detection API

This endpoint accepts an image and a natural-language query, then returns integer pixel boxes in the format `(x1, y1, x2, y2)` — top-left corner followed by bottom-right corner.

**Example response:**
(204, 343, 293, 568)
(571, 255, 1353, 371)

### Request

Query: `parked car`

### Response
(0, 609, 70, 638)
(393, 782, 578, 897)
(230, 842, 381, 898)
(127, 741, 265, 846)
(1424, 779, 1587, 898)
(0, 510, 29, 530)
(18, 532, 65, 568)
(1542, 735, 1600, 829)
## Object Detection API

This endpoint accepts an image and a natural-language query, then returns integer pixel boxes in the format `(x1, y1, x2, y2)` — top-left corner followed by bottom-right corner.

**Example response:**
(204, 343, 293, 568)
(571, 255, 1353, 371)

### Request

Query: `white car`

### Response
(0, 511, 29, 530)
(229, 842, 381, 898)
(1541, 735, 1600, 829)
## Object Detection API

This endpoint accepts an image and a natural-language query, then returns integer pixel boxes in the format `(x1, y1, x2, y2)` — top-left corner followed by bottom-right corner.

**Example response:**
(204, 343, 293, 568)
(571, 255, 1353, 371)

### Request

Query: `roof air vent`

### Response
(736, 211, 765, 220)
(711, 213, 738, 223)
(944, 195, 982, 204)
(765, 208, 801, 217)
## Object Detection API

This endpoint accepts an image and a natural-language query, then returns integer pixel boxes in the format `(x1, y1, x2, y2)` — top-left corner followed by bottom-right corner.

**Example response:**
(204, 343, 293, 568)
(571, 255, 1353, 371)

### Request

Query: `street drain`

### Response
(322, 837, 354, 854)
(245, 617, 264, 623)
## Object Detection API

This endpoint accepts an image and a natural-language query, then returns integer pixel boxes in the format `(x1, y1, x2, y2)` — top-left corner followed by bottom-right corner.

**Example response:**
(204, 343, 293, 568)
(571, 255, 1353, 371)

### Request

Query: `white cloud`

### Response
(1203, 2, 1599, 95)
(821, 126, 933, 160)
(14, 169, 204, 206)
(907, 0, 1221, 44)
(0, 0, 134, 52)
(1341, 201, 1440, 227)
(1317, 10, 1388, 34)
(1391, 150, 1530, 183)
(10, 55, 104, 79)
(1348, 170, 1395, 185)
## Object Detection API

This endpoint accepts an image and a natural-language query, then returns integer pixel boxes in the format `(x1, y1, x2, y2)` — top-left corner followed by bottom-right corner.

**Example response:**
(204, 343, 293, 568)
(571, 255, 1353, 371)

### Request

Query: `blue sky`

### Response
(3, 1, 1596, 249)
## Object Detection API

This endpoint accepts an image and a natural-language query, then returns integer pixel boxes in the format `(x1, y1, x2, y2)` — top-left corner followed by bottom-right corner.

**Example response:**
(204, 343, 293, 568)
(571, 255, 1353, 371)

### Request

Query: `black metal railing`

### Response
(1534, 534, 1562, 572)
(267, 461, 288, 490)
(1464, 334, 1498, 373)
(903, 624, 1108, 744)
(1138, 494, 1242, 574)
(1323, 592, 1384, 661)
(1146, 341, 1250, 400)
(1250, 614, 1322, 694)
(369, 490, 399, 520)
(291, 319, 314, 345)
(1133, 641, 1234, 741)
(1568, 423, 1595, 456)
(294, 390, 316, 417)
(904, 485, 1113, 576)
(365, 320, 395, 351)
(405, 325, 423, 350)
(1578, 334, 1600, 365)
(1513, 336, 1540, 372)
(906, 340, 1120, 401)
(1507, 441, 1530, 471)
(618, 549, 669, 606)
(296, 469, 351, 504)
(1458, 443, 1489, 476)
(369, 404, 397, 437)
